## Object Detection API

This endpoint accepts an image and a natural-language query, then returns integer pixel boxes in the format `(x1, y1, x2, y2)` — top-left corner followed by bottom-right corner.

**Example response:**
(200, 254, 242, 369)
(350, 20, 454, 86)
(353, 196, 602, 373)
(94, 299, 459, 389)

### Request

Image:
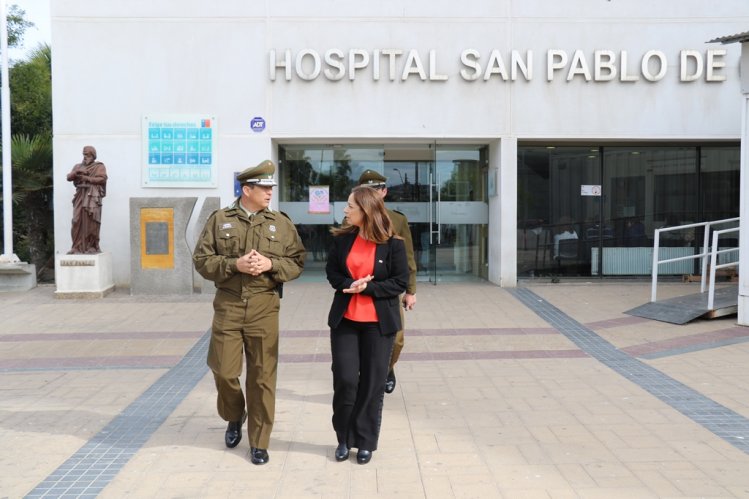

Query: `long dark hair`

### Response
(330, 185, 396, 244)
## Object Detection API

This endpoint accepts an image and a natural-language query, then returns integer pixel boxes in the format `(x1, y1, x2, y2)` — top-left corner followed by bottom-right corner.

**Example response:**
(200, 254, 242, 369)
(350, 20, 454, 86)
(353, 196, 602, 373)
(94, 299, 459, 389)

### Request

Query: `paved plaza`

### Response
(2, 280, 749, 498)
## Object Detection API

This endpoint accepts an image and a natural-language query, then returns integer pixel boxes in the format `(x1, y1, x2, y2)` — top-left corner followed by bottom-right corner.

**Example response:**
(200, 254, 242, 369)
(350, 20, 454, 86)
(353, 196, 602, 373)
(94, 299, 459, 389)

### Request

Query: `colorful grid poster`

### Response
(142, 115, 217, 188)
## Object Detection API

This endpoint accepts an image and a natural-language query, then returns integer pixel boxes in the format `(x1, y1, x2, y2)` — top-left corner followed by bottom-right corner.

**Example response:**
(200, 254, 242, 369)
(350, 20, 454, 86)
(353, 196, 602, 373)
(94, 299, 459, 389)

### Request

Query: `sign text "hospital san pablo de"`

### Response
(269, 48, 727, 83)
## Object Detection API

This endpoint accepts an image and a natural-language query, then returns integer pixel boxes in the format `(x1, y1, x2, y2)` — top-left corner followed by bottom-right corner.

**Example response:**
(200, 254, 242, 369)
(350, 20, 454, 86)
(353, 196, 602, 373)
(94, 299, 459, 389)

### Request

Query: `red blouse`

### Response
(343, 235, 378, 322)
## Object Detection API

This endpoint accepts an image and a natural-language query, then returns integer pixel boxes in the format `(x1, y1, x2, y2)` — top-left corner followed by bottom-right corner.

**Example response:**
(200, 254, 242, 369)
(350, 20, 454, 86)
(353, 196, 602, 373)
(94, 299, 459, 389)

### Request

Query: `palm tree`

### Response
(0, 42, 53, 277)
(0, 134, 53, 275)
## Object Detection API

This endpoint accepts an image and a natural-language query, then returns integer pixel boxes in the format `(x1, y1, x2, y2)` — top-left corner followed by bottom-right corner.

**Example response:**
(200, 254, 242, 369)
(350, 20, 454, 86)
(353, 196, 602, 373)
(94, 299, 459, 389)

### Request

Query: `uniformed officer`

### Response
(358, 169, 417, 393)
(193, 159, 305, 465)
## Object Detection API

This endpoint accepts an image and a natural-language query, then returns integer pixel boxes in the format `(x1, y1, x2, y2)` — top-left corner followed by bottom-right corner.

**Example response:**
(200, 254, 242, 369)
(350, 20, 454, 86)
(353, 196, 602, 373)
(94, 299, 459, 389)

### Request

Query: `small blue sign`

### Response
(251, 116, 266, 133)
(234, 172, 242, 197)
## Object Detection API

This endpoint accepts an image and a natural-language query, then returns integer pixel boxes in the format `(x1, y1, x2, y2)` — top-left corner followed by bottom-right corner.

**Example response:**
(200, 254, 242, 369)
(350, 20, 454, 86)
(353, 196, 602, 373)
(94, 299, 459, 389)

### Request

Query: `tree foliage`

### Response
(9, 44, 51, 136)
(6, 133, 53, 199)
(0, 134, 53, 271)
(7, 5, 34, 48)
(0, 9, 53, 275)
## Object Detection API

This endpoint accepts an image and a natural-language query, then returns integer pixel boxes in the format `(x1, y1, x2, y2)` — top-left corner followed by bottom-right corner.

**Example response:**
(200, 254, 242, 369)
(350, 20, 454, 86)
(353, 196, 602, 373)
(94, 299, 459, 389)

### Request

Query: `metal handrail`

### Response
(707, 227, 740, 310)
(650, 217, 739, 303)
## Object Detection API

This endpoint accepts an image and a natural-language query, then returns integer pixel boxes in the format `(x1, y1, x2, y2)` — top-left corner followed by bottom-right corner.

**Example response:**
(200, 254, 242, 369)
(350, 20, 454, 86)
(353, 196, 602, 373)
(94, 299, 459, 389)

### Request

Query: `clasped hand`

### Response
(237, 249, 271, 276)
(343, 274, 373, 294)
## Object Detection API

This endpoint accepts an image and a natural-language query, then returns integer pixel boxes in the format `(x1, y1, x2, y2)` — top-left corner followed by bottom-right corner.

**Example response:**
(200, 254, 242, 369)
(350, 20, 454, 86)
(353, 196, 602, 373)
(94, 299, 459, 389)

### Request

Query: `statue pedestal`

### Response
(55, 252, 115, 299)
(0, 262, 37, 292)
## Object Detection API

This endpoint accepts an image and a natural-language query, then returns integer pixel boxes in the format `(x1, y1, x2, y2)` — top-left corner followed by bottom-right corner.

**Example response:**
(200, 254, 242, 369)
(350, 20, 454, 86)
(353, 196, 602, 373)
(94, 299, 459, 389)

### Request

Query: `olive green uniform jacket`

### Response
(193, 200, 306, 297)
(388, 209, 416, 295)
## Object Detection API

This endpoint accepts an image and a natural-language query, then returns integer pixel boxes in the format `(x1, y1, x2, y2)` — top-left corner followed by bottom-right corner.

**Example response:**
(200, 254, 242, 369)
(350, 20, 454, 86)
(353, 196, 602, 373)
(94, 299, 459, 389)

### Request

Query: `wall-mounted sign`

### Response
(309, 186, 330, 213)
(581, 185, 602, 196)
(251, 116, 266, 133)
(270, 48, 727, 83)
(234, 172, 242, 197)
(140, 208, 174, 269)
(142, 115, 217, 188)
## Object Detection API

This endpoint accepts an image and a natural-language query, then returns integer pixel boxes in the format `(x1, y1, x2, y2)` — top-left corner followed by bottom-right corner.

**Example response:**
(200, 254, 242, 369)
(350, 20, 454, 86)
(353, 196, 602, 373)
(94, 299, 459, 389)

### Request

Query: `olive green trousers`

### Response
(207, 289, 280, 449)
(388, 300, 406, 371)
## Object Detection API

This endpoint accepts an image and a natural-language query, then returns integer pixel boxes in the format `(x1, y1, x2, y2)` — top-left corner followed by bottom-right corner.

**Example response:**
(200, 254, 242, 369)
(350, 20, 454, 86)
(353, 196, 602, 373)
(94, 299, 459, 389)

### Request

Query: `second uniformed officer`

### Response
(193, 159, 305, 465)
(358, 170, 417, 394)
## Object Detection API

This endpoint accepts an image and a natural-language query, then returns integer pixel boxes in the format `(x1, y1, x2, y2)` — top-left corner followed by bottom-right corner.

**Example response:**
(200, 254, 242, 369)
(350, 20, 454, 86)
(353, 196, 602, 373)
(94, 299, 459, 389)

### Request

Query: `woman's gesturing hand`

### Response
(343, 274, 373, 294)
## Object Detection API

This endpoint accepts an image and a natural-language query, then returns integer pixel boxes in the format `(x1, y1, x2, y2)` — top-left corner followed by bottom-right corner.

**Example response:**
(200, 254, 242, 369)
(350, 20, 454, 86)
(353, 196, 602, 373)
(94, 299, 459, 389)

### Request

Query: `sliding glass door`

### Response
(278, 143, 489, 282)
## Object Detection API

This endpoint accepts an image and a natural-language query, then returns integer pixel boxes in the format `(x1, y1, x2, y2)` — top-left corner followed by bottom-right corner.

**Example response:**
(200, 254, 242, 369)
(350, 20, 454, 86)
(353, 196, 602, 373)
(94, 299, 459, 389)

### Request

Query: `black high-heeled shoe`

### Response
(335, 443, 350, 461)
(356, 449, 372, 464)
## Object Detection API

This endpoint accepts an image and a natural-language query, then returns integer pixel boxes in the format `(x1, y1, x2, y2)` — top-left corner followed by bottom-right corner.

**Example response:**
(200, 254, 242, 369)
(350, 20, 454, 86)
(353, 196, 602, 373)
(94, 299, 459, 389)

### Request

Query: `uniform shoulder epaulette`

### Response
(278, 210, 293, 221)
(224, 196, 246, 211)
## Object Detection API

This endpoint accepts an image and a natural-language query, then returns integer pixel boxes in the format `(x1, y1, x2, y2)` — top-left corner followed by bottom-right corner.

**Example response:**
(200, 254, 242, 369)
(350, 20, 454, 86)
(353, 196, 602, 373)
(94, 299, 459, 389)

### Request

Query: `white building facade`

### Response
(51, 1, 749, 289)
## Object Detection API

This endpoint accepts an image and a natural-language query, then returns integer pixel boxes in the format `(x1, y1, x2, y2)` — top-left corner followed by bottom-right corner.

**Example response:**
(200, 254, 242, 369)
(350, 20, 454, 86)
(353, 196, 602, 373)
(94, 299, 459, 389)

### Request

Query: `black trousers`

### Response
(330, 318, 395, 451)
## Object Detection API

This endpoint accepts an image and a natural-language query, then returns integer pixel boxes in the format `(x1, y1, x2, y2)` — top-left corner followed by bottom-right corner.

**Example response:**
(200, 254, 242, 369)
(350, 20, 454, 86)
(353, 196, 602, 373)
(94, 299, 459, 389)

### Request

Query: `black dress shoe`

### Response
(224, 412, 247, 448)
(356, 449, 372, 464)
(384, 369, 396, 394)
(250, 447, 269, 465)
(335, 443, 350, 462)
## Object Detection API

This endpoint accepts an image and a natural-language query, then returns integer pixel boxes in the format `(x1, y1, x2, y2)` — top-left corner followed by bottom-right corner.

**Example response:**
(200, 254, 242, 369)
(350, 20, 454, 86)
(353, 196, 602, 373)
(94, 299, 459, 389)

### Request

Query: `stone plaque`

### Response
(140, 207, 174, 269)
(145, 222, 169, 255)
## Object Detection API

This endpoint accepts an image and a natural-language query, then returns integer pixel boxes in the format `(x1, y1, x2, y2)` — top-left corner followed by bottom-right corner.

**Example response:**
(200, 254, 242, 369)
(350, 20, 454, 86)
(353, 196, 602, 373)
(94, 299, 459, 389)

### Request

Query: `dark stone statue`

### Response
(66, 146, 108, 254)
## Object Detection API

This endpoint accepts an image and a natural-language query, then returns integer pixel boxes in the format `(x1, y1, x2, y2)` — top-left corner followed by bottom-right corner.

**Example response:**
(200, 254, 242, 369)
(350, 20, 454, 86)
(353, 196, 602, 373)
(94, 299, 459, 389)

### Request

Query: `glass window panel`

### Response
(517, 146, 599, 277)
(279, 144, 384, 202)
(701, 146, 740, 222)
(518, 143, 738, 278)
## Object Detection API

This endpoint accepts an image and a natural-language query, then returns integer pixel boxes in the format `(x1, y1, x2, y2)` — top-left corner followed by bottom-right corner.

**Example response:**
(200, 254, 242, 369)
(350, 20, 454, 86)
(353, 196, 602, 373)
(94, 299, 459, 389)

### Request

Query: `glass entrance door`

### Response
(278, 143, 489, 282)
(384, 144, 489, 283)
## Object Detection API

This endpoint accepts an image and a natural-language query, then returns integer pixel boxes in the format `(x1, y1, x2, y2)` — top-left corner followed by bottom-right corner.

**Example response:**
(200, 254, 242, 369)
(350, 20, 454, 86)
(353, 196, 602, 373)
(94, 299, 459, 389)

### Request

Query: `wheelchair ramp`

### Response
(624, 284, 738, 325)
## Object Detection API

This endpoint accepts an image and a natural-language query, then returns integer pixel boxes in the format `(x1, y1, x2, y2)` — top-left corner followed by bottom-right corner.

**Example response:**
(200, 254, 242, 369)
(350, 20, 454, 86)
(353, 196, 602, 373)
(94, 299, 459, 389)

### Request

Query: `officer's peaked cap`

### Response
(237, 159, 277, 186)
(358, 169, 387, 187)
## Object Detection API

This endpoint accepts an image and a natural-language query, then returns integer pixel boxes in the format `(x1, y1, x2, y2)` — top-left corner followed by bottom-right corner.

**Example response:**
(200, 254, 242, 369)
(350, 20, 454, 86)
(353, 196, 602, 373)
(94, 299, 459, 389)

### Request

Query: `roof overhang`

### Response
(708, 31, 749, 93)
(707, 31, 749, 45)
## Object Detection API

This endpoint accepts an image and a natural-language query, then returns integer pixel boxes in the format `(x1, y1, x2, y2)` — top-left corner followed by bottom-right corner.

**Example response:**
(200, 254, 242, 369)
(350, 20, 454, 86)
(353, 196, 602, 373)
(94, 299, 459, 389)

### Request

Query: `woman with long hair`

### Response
(325, 185, 409, 464)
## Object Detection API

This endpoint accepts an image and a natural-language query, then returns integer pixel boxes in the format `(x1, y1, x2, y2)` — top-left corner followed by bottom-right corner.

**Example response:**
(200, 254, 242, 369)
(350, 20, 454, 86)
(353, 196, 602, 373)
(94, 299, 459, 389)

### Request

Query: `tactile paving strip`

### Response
(25, 331, 210, 498)
(510, 287, 749, 456)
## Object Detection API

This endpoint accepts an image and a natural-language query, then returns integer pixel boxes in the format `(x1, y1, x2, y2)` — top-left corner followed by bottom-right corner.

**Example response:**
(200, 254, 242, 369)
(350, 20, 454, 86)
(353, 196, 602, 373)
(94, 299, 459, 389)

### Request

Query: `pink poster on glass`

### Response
(309, 185, 330, 213)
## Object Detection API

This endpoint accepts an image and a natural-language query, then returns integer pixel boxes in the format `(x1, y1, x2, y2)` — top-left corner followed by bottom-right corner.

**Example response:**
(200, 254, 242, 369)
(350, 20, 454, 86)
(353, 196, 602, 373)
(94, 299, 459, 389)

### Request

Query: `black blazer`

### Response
(326, 232, 409, 335)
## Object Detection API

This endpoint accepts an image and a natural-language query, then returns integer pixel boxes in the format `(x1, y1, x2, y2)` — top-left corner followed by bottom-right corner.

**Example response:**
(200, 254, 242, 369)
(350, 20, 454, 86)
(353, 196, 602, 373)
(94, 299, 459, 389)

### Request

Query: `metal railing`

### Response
(707, 226, 740, 309)
(650, 217, 739, 305)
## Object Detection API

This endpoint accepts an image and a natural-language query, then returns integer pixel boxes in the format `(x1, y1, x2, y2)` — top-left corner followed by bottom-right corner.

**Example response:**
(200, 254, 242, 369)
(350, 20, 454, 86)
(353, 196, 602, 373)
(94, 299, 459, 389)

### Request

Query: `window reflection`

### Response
(279, 143, 489, 282)
(517, 144, 739, 278)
